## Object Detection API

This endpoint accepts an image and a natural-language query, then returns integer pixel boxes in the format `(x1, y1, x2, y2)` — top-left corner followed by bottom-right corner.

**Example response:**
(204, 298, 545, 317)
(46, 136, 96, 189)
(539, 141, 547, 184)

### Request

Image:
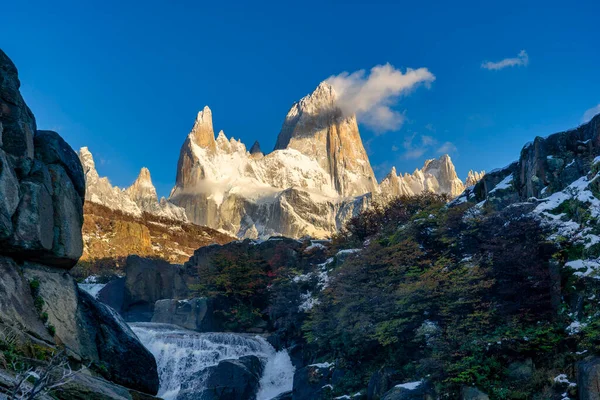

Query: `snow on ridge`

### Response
(395, 380, 422, 390)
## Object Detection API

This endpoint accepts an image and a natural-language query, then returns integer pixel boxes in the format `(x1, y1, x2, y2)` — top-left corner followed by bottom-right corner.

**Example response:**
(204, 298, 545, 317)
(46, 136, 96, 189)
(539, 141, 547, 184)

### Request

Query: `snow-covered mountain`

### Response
(379, 155, 474, 200)
(169, 83, 483, 238)
(79, 147, 187, 221)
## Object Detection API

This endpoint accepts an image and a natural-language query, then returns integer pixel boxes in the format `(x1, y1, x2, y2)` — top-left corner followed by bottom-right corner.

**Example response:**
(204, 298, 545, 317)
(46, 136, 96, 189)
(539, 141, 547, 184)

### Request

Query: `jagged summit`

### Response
(250, 140, 262, 154)
(79, 147, 187, 222)
(249, 140, 263, 159)
(379, 155, 484, 199)
(191, 105, 216, 152)
(465, 170, 485, 187)
(273, 82, 377, 197)
(169, 83, 479, 239)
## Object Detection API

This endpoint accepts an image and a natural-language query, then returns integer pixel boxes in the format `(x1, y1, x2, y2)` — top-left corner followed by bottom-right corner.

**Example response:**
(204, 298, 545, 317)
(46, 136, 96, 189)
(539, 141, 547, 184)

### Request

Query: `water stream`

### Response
(130, 322, 294, 400)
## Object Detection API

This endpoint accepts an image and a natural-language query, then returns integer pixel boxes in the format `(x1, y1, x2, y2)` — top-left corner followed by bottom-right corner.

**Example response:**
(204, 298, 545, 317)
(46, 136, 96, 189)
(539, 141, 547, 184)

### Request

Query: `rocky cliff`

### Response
(378, 154, 476, 200)
(0, 48, 159, 397)
(80, 146, 187, 221)
(170, 83, 482, 239)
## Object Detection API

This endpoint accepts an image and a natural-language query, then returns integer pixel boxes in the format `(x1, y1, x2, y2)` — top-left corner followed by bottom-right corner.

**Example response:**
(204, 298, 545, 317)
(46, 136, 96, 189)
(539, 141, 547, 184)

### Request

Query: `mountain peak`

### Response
(250, 141, 263, 156)
(191, 105, 216, 152)
(136, 167, 153, 186)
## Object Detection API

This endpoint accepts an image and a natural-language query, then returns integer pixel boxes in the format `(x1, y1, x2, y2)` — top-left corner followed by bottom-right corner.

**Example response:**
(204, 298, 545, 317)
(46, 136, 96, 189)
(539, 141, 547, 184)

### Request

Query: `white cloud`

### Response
(436, 141, 457, 154)
(582, 104, 600, 123)
(326, 63, 435, 133)
(481, 50, 529, 71)
(402, 133, 437, 160)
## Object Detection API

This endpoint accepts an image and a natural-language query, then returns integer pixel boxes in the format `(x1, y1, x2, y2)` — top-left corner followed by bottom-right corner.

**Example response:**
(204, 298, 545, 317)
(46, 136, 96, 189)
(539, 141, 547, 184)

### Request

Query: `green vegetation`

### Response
(303, 193, 578, 398)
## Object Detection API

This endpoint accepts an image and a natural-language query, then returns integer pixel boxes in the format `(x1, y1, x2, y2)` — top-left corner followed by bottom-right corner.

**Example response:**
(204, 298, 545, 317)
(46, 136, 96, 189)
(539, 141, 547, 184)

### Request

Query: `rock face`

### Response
(102, 255, 190, 321)
(0, 49, 159, 396)
(170, 83, 480, 239)
(379, 155, 480, 200)
(470, 114, 600, 206)
(79, 201, 234, 267)
(274, 82, 378, 197)
(151, 297, 215, 332)
(178, 355, 265, 400)
(291, 364, 333, 400)
(578, 357, 600, 400)
(79, 147, 187, 221)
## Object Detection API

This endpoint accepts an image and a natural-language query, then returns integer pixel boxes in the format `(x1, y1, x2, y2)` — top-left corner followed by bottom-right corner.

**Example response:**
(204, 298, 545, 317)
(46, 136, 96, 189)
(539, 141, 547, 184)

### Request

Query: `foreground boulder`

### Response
(78, 290, 159, 394)
(292, 364, 334, 400)
(178, 355, 264, 400)
(0, 48, 159, 397)
(151, 297, 216, 331)
(122, 255, 189, 321)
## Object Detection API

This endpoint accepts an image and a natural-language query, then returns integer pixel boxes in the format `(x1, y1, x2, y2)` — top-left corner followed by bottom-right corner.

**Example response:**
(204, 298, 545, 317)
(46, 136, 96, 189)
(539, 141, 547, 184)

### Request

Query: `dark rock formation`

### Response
(0, 48, 159, 396)
(151, 297, 215, 332)
(121, 255, 189, 321)
(178, 355, 265, 400)
(292, 364, 333, 400)
(473, 114, 600, 206)
(578, 357, 600, 400)
(77, 290, 159, 394)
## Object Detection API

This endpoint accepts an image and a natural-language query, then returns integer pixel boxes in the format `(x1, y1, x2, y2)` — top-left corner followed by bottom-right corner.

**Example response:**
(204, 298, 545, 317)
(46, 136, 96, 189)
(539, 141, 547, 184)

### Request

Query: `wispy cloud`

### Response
(326, 63, 435, 133)
(582, 104, 600, 123)
(401, 133, 457, 159)
(436, 141, 457, 154)
(481, 50, 529, 71)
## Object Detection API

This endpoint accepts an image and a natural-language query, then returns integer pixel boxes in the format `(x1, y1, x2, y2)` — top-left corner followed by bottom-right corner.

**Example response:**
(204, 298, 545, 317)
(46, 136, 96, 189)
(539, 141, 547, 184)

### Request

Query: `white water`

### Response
(130, 322, 294, 400)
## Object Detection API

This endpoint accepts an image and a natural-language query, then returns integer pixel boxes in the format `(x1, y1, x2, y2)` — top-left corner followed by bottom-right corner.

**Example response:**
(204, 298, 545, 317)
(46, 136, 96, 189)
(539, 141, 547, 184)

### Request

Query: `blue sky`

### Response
(2, 0, 599, 198)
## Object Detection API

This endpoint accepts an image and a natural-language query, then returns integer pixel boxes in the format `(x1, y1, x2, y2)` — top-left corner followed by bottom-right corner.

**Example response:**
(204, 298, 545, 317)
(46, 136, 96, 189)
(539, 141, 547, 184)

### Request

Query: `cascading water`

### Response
(130, 322, 295, 400)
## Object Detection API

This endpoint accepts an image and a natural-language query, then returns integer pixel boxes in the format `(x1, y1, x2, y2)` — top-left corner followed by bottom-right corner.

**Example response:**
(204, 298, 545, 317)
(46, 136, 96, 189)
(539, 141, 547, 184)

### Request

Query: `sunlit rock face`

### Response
(79, 147, 187, 221)
(169, 83, 478, 239)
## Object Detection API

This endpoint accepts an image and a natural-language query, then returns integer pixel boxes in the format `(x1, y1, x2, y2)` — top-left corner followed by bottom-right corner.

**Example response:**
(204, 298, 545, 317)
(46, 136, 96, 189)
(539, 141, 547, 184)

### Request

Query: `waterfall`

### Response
(130, 322, 294, 400)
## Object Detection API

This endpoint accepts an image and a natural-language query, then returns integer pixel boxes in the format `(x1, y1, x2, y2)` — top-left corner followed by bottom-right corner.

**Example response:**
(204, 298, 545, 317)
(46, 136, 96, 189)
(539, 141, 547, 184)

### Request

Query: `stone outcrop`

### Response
(98, 255, 189, 321)
(471, 114, 600, 206)
(151, 297, 215, 332)
(178, 355, 264, 400)
(0, 49, 159, 396)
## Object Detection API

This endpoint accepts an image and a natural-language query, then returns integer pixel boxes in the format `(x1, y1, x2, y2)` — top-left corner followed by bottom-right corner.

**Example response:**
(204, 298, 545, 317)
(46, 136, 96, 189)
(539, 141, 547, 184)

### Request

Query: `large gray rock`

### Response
(77, 289, 160, 395)
(178, 355, 264, 400)
(34, 130, 85, 199)
(578, 357, 600, 400)
(122, 255, 189, 321)
(9, 179, 54, 252)
(0, 256, 52, 342)
(0, 148, 19, 239)
(0, 49, 36, 158)
(292, 364, 333, 400)
(47, 164, 84, 267)
(22, 264, 83, 356)
(151, 298, 215, 332)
